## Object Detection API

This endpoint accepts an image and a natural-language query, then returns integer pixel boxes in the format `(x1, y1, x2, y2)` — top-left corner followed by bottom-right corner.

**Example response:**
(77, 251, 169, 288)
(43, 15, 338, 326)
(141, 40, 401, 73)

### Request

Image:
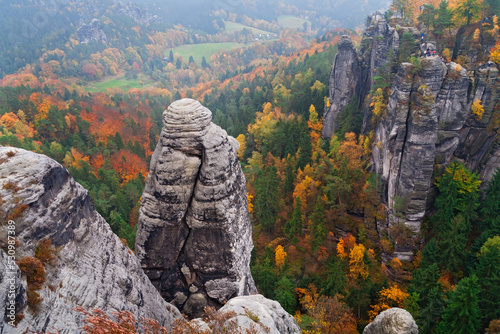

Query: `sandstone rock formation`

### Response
(363, 308, 418, 334)
(77, 18, 107, 44)
(118, 2, 161, 25)
(322, 35, 361, 138)
(218, 294, 302, 334)
(322, 12, 500, 259)
(0, 250, 25, 333)
(372, 58, 499, 259)
(322, 12, 400, 138)
(0, 147, 181, 333)
(135, 98, 257, 318)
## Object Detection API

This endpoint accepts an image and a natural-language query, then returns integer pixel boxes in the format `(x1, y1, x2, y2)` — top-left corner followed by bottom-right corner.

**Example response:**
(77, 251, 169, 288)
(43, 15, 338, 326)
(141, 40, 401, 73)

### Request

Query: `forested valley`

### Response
(1, 0, 500, 333)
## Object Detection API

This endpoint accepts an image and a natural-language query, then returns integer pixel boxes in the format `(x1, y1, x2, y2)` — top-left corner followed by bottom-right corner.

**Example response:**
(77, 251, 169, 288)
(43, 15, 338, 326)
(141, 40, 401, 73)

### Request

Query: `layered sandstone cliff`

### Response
(322, 14, 500, 259)
(0, 147, 181, 333)
(135, 98, 257, 318)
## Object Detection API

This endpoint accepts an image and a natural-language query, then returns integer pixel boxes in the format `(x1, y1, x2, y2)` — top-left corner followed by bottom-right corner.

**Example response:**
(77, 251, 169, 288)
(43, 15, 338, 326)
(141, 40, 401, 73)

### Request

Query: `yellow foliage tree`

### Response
(472, 99, 484, 120)
(490, 35, 500, 65)
(370, 88, 386, 117)
(275, 245, 287, 269)
(349, 243, 369, 279)
(236, 134, 246, 160)
(368, 286, 409, 321)
(337, 238, 347, 260)
(247, 192, 254, 213)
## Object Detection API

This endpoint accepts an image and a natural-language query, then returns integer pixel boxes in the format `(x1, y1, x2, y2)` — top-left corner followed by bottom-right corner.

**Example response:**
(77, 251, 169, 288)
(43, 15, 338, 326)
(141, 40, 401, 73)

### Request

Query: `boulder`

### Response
(364, 308, 418, 334)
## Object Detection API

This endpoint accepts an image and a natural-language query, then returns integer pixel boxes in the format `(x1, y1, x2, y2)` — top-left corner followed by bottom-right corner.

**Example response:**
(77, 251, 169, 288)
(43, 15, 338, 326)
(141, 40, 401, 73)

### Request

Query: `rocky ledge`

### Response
(0, 147, 181, 333)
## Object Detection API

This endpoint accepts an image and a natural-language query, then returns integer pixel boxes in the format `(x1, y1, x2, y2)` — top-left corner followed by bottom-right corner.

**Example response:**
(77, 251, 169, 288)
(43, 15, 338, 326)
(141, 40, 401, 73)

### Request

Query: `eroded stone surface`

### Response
(0, 147, 181, 333)
(322, 35, 362, 138)
(364, 308, 418, 334)
(217, 294, 302, 334)
(136, 98, 256, 318)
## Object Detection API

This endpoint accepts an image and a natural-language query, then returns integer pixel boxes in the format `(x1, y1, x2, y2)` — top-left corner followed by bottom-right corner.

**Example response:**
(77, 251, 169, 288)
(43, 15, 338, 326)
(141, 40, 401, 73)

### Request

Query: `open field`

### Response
(277, 15, 310, 30)
(85, 74, 155, 92)
(167, 42, 246, 63)
(223, 21, 275, 36)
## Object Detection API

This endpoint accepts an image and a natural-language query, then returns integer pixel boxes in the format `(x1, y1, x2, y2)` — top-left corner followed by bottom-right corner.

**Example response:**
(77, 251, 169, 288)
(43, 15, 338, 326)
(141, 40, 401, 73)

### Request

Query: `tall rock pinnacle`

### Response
(135, 98, 257, 318)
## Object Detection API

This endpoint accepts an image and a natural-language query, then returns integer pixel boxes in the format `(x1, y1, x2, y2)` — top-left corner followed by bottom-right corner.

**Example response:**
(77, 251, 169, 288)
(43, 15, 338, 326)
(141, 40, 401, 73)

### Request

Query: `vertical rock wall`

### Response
(135, 99, 256, 318)
(322, 12, 500, 259)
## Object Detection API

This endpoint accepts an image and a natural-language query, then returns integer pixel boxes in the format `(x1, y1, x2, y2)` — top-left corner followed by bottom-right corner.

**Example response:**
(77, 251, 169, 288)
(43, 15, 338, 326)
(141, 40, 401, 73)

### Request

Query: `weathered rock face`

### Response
(373, 57, 448, 258)
(323, 11, 500, 259)
(0, 147, 181, 333)
(118, 2, 161, 25)
(322, 35, 362, 138)
(363, 308, 418, 334)
(322, 12, 400, 138)
(0, 250, 25, 332)
(136, 98, 256, 318)
(373, 58, 499, 259)
(77, 18, 107, 44)
(217, 294, 302, 334)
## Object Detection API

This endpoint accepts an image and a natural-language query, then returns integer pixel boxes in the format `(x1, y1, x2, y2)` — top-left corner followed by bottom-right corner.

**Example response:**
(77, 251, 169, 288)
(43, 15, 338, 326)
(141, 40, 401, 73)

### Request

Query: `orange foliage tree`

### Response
(297, 285, 358, 334)
(110, 150, 148, 184)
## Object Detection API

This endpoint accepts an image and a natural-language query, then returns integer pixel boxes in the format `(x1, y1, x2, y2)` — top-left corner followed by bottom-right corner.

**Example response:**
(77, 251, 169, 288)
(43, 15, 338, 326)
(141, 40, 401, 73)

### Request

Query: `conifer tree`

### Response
(437, 275, 481, 334)
(476, 236, 500, 328)
(285, 196, 303, 243)
(310, 196, 327, 251)
(275, 275, 297, 314)
(255, 166, 280, 232)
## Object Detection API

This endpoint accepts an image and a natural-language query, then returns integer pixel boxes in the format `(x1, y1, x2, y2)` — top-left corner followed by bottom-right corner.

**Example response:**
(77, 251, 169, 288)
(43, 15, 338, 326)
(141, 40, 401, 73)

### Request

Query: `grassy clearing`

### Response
(85, 74, 154, 92)
(223, 21, 275, 36)
(277, 15, 310, 30)
(167, 42, 246, 63)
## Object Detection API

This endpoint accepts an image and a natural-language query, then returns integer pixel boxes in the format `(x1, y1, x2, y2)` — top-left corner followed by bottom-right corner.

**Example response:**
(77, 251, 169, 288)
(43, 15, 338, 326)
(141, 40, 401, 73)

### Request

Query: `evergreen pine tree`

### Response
(310, 196, 327, 251)
(275, 275, 297, 314)
(437, 275, 481, 334)
(285, 196, 303, 243)
(321, 256, 347, 297)
(254, 166, 280, 232)
(476, 236, 500, 329)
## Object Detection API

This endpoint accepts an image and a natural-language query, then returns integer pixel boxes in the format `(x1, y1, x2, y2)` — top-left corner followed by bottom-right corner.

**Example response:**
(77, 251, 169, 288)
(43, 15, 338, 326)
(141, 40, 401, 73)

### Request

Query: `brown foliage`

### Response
(18, 256, 46, 290)
(7, 204, 29, 221)
(18, 256, 46, 311)
(35, 239, 55, 264)
(74, 306, 268, 334)
(297, 285, 358, 334)
(487, 319, 500, 334)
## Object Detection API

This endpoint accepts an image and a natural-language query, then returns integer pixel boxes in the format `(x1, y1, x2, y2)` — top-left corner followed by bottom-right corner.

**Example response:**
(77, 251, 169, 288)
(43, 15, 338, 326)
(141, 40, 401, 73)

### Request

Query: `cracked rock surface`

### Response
(135, 98, 256, 318)
(0, 147, 181, 333)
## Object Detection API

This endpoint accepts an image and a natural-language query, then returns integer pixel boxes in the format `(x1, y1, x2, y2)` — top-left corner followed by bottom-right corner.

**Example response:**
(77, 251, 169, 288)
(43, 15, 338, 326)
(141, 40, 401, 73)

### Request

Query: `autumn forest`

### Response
(1, 0, 500, 333)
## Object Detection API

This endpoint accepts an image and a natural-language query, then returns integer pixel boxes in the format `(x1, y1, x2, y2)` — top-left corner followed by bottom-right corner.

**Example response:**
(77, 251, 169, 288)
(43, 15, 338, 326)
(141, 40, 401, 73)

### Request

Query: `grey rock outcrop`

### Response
(322, 12, 400, 138)
(77, 18, 107, 44)
(118, 2, 161, 25)
(136, 98, 257, 318)
(372, 58, 500, 259)
(0, 250, 25, 332)
(373, 57, 447, 259)
(217, 294, 301, 334)
(0, 147, 181, 333)
(322, 35, 362, 138)
(324, 12, 500, 259)
(363, 308, 418, 334)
